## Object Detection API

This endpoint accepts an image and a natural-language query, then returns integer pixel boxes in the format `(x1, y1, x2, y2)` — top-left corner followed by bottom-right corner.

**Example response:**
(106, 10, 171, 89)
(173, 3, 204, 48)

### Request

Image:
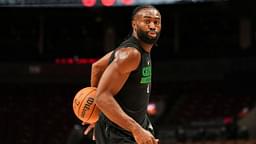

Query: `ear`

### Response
(131, 20, 136, 29)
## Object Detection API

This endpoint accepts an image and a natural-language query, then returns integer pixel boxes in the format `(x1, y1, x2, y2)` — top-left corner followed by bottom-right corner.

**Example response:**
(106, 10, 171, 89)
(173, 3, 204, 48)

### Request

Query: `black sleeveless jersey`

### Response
(109, 36, 152, 124)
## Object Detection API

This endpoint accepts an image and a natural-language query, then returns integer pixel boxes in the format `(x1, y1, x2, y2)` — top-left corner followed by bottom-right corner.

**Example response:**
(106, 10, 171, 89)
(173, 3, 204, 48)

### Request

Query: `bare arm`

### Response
(95, 47, 157, 144)
(83, 51, 113, 134)
(95, 47, 158, 143)
(90, 49, 154, 141)
(95, 47, 142, 132)
(90, 51, 113, 87)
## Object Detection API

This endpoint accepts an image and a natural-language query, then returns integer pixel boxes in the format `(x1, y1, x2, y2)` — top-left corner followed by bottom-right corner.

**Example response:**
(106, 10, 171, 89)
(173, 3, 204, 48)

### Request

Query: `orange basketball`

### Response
(73, 87, 100, 124)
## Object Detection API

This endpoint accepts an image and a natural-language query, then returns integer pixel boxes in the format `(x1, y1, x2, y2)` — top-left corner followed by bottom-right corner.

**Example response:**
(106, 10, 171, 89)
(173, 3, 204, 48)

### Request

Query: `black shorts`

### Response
(95, 114, 155, 144)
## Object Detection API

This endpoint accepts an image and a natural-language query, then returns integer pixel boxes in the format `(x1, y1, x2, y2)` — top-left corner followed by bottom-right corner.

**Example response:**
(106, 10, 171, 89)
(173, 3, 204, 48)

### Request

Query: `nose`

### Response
(148, 22, 156, 30)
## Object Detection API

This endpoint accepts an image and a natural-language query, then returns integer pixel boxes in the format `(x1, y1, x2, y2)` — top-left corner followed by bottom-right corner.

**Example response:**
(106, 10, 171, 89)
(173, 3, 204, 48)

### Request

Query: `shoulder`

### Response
(112, 47, 141, 73)
(115, 47, 141, 61)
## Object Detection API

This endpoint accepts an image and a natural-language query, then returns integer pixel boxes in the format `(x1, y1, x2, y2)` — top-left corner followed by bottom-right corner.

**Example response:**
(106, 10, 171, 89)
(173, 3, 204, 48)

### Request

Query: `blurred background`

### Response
(0, 0, 256, 144)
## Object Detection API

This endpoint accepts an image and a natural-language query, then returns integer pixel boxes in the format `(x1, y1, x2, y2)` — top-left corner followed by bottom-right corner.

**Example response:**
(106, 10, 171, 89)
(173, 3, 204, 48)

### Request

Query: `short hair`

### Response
(125, 5, 159, 39)
(131, 5, 158, 21)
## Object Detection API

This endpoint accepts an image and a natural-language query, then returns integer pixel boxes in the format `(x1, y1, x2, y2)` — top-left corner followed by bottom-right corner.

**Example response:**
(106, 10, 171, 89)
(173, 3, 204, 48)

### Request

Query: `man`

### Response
(84, 5, 162, 144)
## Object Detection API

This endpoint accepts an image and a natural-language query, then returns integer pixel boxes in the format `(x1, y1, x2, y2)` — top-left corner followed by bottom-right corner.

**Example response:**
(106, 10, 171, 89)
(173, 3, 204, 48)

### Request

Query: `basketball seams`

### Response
(75, 87, 96, 121)
(73, 87, 99, 124)
(86, 104, 97, 123)
(78, 88, 96, 118)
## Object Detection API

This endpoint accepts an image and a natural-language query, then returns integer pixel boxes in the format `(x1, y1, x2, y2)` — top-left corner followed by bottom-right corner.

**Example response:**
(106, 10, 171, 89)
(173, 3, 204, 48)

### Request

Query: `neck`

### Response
(132, 34, 153, 53)
(139, 41, 153, 53)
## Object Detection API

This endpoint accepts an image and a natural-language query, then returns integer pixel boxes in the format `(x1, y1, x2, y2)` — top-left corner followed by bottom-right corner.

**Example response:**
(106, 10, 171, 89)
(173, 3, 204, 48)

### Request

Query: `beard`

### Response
(137, 29, 160, 44)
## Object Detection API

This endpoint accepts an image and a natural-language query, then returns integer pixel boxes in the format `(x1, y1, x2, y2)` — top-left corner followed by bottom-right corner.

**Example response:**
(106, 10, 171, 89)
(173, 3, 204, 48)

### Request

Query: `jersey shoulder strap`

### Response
(108, 37, 142, 64)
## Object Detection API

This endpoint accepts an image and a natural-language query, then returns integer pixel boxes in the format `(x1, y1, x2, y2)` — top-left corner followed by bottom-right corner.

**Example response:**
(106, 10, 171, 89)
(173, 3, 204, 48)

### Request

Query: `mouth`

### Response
(148, 31, 157, 37)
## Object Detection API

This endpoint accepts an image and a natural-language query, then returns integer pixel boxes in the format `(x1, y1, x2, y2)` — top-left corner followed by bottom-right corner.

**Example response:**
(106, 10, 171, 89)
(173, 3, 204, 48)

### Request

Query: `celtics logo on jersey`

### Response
(140, 66, 151, 84)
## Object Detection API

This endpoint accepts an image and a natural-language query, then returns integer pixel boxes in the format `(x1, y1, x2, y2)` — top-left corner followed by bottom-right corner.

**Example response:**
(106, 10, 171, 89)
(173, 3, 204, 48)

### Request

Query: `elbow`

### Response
(95, 91, 111, 109)
(95, 95, 101, 106)
(95, 92, 105, 108)
(92, 61, 102, 72)
(91, 63, 98, 72)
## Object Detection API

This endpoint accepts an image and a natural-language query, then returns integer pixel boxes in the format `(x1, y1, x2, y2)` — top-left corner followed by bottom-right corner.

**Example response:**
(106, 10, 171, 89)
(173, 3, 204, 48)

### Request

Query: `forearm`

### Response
(90, 70, 102, 87)
(90, 64, 105, 87)
(90, 52, 113, 87)
(95, 92, 141, 133)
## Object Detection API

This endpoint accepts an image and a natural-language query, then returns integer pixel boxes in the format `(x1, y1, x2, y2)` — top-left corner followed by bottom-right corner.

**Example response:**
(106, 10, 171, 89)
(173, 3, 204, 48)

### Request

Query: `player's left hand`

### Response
(82, 122, 96, 140)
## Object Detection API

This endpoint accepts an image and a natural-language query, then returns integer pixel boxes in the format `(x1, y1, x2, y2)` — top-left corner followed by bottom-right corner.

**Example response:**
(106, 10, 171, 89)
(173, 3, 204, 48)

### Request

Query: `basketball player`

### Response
(84, 5, 161, 144)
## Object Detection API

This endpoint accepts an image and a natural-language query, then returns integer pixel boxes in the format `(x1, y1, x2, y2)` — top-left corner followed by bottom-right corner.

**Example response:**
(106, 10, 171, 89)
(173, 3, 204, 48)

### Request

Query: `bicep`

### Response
(96, 62, 130, 97)
(96, 48, 141, 97)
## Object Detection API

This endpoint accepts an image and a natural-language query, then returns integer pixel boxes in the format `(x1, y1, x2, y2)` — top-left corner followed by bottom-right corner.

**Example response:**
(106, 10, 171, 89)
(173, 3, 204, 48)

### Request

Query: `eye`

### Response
(154, 20, 160, 25)
(144, 19, 151, 24)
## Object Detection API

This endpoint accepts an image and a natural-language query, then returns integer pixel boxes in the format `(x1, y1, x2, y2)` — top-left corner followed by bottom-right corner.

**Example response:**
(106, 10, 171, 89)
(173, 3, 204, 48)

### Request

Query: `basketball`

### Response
(72, 87, 100, 124)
